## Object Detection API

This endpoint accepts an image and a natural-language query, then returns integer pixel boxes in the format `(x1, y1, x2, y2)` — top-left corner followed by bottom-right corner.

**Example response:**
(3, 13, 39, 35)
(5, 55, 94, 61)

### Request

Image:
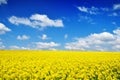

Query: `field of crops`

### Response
(0, 50, 120, 80)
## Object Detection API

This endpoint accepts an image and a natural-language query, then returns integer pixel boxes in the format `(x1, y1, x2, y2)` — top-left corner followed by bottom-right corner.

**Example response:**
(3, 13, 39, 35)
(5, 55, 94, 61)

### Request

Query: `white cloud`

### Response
(48, 48, 57, 51)
(113, 28, 120, 35)
(17, 35, 30, 40)
(9, 45, 30, 50)
(9, 14, 64, 29)
(0, 0, 7, 5)
(9, 42, 60, 50)
(0, 39, 5, 49)
(113, 4, 120, 10)
(65, 28, 120, 51)
(78, 7, 88, 13)
(0, 23, 11, 34)
(89, 32, 115, 41)
(40, 34, 49, 40)
(30, 14, 63, 27)
(77, 6, 118, 16)
(64, 34, 68, 39)
(9, 16, 32, 26)
(34, 42, 60, 49)
(77, 6, 98, 15)
(9, 45, 20, 49)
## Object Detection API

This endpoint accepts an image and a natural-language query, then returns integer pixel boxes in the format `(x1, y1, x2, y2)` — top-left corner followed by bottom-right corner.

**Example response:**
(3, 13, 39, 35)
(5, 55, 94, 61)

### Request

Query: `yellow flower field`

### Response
(0, 50, 120, 80)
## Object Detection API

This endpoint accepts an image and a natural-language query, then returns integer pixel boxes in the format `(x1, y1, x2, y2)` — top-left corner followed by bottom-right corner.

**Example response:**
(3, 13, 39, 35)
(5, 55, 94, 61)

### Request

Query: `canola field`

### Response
(0, 50, 120, 80)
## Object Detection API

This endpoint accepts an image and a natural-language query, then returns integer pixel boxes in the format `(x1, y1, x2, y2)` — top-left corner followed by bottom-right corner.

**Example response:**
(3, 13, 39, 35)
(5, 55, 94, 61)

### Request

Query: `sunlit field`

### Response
(0, 50, 120, 80)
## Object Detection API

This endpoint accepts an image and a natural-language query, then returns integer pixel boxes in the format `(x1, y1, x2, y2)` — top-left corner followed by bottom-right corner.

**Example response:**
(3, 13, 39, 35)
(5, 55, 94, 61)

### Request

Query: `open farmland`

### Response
(0, 50, 120, 80)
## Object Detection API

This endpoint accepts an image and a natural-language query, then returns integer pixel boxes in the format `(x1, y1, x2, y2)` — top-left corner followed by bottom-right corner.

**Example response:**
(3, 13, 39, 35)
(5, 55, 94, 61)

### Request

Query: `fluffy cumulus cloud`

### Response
(0, 39, 5, 49)
(33, 42, 60, 50)
(0, 0, 7, 5)
(0, 23, 11, 34)
(9, 14, 64, 29)
(40, 34, 49, 40)
(30, 14, 63, 27)
(65, 28, 120, 51)
(17, 35, 30, 40)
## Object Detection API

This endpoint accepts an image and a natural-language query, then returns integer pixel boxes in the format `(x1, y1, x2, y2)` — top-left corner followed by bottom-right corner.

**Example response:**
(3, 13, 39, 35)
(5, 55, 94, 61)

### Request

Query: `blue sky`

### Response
(0, 0, 120, 51)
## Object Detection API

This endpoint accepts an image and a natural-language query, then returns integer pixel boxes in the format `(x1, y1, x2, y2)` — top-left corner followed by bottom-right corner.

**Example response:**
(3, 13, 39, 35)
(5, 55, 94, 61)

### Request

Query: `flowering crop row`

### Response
(0, 50, 120, 80)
